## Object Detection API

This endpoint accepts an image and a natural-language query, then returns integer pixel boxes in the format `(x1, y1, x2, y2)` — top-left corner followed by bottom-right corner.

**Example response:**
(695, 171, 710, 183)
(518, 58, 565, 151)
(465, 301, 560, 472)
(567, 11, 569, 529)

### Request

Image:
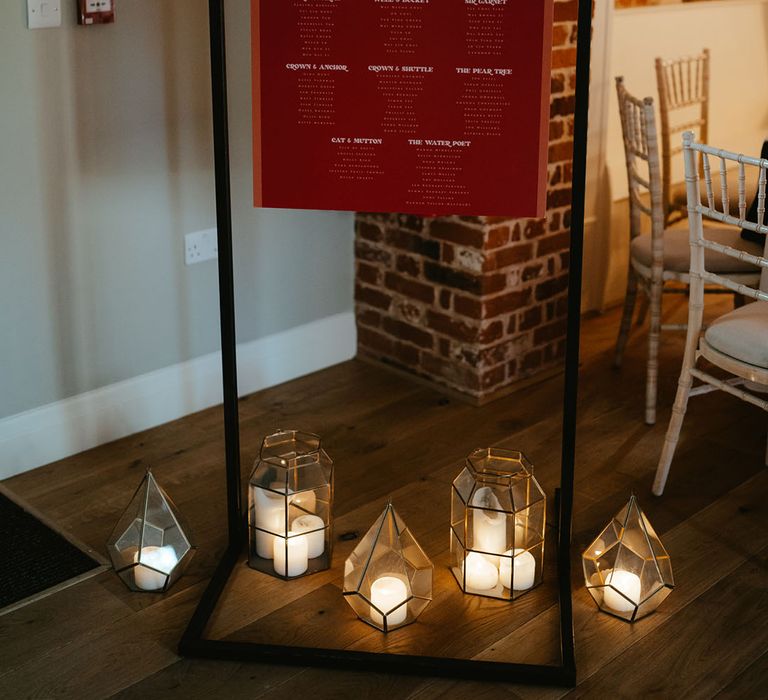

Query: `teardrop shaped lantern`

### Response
(583, 495, 674, 622)
(343, 502, 433, 632)
(107, 469, 194, 593)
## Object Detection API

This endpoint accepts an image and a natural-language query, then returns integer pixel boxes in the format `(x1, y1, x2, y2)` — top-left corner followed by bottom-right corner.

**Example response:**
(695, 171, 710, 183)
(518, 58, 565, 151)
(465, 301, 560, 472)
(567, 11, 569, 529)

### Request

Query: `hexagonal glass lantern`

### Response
(248, 430, 333, 579)
(107, 469, 194, 593)
(450, 448, 546, 600)
(582, 495, 674, 622)
(343, 502, 433, 632)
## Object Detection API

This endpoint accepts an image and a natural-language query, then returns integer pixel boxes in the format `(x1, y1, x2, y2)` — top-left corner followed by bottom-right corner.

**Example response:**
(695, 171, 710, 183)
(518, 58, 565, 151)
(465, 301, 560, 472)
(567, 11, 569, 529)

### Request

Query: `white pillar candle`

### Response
(499, 549, 536, 591)
(463, 552, 499, 591)
(253, 486, 288, 558)
(471, 487, 507, 561)
(133, 545, 178, 591)
(603, 569, 642, 613)
(370, 576, 409, 627)
(292, 489, 317, 513)
(290, 514, 326, 558)
(273, 534, 309, 577)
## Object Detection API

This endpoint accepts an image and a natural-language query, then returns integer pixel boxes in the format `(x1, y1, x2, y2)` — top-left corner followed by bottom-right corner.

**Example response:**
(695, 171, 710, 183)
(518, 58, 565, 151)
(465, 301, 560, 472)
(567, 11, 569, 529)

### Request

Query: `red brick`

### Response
(357, 308, 381, 328)
(486, 225, 510, 249)
(481, 364, 507, 390)
(535, 274, 570, 302)
(551, 47, 577, 69)
(425, 262, 483, 295)
(520, 306, 543, 331)
(427, 310, 479, 343)
(355, 284, 392, 310)
(548, 140, 573, 163)
(358, 326, 392, 355)
(396, 254, 421, 278)
(385, 272, 435, 304)
(420, 353, 481, 392)
(522, 349, 543, 373)
(523, 263, 544, 282)
(484, 289, 532, 318)
(537, 232, 571, 257)
(534, 319, 568, 346)
(547, 187, 572, 209)
(487, 243, 534, 271)
(355, 241, 391, 266)
(357, 221, 383, 243)
(524, 220, 547, 240)
(483, 273, 508, 295)
(392, 341, 421, 367)
(429, 220, 485, 249)
(439, 289, 452, 310)
(454, 295, 482, 319)
(382, 318, 433, 350)
(357, 262, 380, 286)
(553, 1, 578, 23)
(479, 321, 504, 344)
(552, 24, 571, 47)
(385, 228, 440, 260)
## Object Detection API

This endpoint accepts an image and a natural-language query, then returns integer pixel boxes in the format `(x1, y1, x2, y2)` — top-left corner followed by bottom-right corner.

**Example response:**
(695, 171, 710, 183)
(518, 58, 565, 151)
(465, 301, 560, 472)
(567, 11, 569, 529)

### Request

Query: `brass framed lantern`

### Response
(343, 502, 433, 632)
(248, 430, 333, 579)
(450, 448, 546, 600)
(107, 469, 194, 593)
(582, 495, 674, 622)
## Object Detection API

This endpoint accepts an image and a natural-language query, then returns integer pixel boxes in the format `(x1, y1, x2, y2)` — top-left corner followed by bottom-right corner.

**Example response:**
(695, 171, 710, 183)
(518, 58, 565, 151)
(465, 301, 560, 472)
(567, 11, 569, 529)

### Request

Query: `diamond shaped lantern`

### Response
(248, 430, 333, 579)
(107, 469, 194, 593)
(343, 502, 433, 632)
(583, 495, 674, 622)
(450, 448, 546, 600)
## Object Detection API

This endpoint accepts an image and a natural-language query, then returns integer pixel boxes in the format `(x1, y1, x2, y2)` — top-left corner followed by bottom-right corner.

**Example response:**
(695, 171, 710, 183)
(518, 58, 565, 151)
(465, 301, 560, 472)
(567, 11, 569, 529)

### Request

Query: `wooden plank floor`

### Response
(2, 296, 767, 699)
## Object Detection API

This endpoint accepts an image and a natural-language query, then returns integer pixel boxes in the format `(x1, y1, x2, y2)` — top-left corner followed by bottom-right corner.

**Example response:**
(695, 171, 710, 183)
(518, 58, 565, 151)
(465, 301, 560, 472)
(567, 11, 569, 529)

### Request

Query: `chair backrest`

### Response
(682, 132, 768, 297)
(656, 50, 710, 223)
(616, 77, 664, 246)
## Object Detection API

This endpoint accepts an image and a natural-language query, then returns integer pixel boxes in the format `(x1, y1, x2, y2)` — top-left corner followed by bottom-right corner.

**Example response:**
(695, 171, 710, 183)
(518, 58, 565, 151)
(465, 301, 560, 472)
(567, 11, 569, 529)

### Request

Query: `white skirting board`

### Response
(0, 312, 356, 480)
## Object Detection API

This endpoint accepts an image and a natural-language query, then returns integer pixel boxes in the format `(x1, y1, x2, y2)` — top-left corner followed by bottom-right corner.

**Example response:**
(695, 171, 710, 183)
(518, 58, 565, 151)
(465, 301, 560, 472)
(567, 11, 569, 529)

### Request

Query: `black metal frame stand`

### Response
(178, 0, 591, 686)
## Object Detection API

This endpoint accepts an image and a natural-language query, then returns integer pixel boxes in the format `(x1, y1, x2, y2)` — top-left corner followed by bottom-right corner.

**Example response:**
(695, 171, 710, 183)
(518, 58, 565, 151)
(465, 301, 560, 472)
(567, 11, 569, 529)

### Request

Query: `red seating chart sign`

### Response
(251, 0, 553, 217)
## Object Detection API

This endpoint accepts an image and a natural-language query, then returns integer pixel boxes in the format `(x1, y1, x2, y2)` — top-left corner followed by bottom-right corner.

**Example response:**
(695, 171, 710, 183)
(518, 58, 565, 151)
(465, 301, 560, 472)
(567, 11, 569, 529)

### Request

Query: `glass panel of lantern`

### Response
(107, 469, 194, 593)
(582, 495, 673, 622)
(248, 430, 333, 579)
(343, 501, 433, 632)
(450, 448, 545, 600)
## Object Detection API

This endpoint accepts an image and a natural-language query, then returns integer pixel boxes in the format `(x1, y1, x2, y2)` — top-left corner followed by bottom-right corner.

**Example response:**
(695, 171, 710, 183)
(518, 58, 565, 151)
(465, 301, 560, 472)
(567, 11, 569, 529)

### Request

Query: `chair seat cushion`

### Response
(630, 224, 762, 274)
(705, 301, 768, 369)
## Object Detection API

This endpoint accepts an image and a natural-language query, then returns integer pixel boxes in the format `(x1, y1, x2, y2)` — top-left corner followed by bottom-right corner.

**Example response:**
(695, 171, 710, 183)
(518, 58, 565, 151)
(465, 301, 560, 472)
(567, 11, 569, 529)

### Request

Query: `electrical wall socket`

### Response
(185, 228, 218, 265)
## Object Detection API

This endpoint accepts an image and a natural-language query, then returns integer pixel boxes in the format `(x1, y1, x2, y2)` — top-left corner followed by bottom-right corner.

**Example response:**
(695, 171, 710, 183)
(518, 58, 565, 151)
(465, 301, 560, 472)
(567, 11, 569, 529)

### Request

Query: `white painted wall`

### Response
(0, 1, 356, 477)
(584, 0, 768, 310)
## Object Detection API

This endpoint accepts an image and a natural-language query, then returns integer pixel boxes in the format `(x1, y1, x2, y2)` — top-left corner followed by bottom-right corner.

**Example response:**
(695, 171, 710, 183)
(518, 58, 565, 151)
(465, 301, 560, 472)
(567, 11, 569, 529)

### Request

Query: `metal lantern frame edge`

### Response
(178, 0, 591, 686)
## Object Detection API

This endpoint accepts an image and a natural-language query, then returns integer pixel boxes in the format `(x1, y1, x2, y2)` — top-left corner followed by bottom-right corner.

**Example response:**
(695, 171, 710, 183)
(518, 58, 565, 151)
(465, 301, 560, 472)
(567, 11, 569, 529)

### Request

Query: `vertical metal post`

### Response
(209, 0, 243, 545)
(558, 0, 592, 675)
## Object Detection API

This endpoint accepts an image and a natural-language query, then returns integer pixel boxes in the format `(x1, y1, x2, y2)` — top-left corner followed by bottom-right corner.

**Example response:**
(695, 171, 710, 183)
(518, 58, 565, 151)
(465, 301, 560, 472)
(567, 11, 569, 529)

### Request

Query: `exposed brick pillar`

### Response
(354, 0, 577, 403)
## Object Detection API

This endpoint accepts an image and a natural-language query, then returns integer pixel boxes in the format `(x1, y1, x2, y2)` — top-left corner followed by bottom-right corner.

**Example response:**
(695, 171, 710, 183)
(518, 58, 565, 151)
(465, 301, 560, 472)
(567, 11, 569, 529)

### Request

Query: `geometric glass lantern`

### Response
(106, 469, 194, 593)
(582, 495, 674, 622)
(343, 501, 433, 632)
(450, 448, 546, 600)
(247, 430, 333, 580)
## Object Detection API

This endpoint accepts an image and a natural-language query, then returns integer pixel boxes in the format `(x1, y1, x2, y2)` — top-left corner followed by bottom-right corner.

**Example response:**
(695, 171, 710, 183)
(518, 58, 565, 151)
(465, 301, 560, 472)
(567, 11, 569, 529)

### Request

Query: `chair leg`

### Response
(614, 267, 639, 368)
(636, 293, 649, 326)
(653, 367, 694, 496)
(645, 276, 663, 425)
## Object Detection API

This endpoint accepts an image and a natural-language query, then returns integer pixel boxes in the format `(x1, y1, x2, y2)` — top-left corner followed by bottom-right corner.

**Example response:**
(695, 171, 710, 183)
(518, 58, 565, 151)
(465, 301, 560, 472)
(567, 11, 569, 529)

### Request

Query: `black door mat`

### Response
(0, 490, 104, 612)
